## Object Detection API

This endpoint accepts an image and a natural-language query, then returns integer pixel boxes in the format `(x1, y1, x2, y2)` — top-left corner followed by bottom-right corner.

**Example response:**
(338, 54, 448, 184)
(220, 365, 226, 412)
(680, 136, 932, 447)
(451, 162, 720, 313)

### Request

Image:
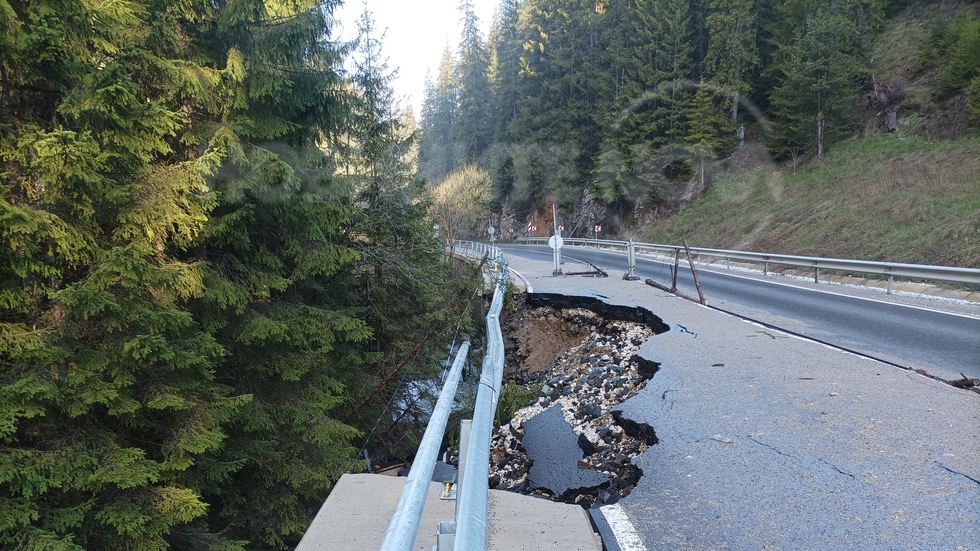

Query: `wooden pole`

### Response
(683, 240, 706, 305)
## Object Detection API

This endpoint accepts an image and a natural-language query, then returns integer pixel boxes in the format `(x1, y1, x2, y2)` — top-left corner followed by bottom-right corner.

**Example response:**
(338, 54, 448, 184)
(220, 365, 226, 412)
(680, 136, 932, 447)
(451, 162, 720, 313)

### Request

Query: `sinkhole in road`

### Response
(489, 293, 668, 508)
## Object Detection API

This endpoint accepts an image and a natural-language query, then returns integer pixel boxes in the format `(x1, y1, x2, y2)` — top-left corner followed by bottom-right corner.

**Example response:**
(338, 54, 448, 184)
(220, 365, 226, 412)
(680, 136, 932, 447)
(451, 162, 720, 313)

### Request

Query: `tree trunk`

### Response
(699, 155, 705, 194)
(816, 117, 825, 161)
(885, 112, 897, 133)
(0, 62, 9, 121)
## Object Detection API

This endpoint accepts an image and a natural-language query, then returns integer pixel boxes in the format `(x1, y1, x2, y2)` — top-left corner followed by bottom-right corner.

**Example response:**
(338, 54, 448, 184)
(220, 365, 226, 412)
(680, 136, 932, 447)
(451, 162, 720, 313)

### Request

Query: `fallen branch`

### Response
(565, 269, 608, 277)
(343, 322, 441, 423)
(950, 373, 980, 389)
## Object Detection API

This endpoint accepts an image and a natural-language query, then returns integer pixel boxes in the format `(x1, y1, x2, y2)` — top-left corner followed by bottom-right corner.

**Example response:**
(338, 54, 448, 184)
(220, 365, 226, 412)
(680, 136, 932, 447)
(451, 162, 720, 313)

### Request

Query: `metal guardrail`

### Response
(452, 240, 502, 262)
(379, 341, 470, 551)
(381, 242, 508, 551)
(520, 237, 980, 292)
(454, 243, 508, 550)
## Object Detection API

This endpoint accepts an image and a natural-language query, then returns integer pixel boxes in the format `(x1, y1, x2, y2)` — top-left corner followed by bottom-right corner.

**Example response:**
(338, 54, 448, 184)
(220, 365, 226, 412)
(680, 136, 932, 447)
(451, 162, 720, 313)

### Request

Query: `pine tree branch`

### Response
(342, 321, 441, 423)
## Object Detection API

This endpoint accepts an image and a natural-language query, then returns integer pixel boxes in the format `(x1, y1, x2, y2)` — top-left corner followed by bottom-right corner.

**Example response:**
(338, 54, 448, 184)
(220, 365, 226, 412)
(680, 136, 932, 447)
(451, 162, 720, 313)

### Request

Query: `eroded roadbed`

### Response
(493, 299, 665, 507)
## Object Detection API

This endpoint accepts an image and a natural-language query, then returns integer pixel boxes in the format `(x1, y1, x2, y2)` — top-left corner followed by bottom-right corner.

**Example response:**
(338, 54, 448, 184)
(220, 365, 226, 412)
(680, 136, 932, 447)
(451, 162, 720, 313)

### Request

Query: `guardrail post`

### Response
(624, 239, 638, 280)
(888, 274, 894, 294)
(815, 267, 820, 284)
(671, 248, 680, 293)
(683, 240, 706, 305)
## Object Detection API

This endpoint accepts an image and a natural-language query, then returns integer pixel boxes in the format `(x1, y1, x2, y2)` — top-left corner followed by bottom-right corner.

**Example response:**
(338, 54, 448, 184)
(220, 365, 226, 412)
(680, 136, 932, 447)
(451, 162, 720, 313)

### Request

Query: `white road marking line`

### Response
(507, 267, 532, 293)
(599, 503, 646, 551)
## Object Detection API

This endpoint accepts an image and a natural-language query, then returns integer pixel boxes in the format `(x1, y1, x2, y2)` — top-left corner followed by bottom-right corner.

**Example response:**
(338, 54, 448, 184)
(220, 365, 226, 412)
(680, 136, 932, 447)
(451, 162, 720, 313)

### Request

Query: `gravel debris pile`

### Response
(491, 307, 661, 507)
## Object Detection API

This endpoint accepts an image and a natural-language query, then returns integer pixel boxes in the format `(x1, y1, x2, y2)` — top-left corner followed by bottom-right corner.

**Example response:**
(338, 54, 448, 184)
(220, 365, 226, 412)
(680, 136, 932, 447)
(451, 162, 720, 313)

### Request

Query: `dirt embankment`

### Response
(502, 297, 594, 381)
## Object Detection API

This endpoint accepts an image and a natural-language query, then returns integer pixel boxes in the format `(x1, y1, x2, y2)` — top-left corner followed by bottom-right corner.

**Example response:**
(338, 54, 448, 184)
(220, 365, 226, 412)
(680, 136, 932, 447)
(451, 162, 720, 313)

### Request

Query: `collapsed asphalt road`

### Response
(496, 250, 980, 550)
(491, 296, 664, 508)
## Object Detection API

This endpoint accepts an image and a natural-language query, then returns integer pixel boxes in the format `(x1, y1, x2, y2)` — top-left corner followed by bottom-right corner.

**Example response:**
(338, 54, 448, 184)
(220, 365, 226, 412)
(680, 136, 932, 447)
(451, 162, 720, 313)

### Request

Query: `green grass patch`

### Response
(495, 381, 542, 427)
(643, 136, 980, 267)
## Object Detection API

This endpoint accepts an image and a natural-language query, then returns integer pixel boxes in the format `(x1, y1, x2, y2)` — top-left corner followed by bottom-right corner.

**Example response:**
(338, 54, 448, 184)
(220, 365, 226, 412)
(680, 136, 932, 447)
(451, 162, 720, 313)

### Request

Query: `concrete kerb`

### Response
(508, 266, 533, 293)
(297, 473, 601, 551)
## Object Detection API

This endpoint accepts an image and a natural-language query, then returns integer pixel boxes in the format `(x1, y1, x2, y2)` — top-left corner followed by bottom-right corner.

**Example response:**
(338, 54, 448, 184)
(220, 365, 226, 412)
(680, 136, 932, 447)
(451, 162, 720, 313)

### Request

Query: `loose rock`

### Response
(491, 304, 663, 507)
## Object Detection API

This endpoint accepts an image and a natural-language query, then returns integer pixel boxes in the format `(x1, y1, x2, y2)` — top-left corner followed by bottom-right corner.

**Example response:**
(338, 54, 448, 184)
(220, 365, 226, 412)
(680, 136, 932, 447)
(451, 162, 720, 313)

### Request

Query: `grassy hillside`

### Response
(641, 136, 980, 267)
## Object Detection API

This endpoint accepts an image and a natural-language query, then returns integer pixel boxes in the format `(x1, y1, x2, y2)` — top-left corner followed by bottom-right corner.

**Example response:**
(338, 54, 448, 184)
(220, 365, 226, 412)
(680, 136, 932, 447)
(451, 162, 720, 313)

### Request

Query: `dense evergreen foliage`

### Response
(1, 1, 466, 549)
(420, 0, 979, 233)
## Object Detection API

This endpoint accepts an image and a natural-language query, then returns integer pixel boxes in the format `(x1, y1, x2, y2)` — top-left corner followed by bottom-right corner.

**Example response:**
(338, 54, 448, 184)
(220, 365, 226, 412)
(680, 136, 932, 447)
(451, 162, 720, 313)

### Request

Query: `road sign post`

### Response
(548, 234, 564, 275)
(551, 204, 563, 275)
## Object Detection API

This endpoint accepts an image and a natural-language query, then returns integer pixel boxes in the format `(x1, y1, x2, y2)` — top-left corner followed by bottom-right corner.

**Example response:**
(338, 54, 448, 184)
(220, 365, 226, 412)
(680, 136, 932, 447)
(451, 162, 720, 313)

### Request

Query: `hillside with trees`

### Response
(420, 0, 979, 264)
(1, 1, 977, 550)
(0, 2, 478, 550)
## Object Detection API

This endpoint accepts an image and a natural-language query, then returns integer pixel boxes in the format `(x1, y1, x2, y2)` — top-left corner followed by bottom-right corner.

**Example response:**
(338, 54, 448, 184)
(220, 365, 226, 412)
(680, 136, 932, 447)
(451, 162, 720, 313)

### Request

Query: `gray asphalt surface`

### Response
(501, 249, 980, 551)
(501, 244, 980, 380)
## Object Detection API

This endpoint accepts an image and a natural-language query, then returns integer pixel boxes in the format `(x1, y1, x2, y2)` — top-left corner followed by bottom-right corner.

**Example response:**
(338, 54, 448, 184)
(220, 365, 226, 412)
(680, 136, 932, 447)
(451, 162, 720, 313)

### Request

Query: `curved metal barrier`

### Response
(379, 342, 470, 551)
(454, 243, 508, 550)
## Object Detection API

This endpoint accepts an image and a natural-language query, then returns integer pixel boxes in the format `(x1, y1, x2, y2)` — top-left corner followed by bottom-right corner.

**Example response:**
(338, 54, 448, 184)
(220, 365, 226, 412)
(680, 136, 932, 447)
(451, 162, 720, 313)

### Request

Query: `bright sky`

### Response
(334, 0, 499, 116)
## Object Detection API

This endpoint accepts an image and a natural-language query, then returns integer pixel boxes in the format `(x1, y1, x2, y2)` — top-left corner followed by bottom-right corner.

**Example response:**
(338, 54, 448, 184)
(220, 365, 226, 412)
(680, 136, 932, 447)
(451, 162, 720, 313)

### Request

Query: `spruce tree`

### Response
(0, 1, 245, 549)
(339, 8, 455, 439)
(343, 6, 414, 195)
(488, 0, 523, 143)
(654, 0, 695, 85)
(653, 0, 696, 141)
(419, 47, 459, 183)
(685, 80, 731, 193)
(510, 0, 601, 195)
(511, 0, 568, 142)
(598, 0, 659, 115)
(487, 1, 523, 208)
(178, 1, 383, 547)
(455, 0, 493, 164)
(704, 0, 759, 120)
(769, 11, 863, 161)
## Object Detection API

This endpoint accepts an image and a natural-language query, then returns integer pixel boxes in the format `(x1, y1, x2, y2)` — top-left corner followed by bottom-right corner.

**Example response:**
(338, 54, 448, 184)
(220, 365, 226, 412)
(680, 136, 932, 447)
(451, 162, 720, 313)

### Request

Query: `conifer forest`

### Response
(421, 0, 980, 235)
(1, 0, 978, 549)
(0, 1, 478, 549)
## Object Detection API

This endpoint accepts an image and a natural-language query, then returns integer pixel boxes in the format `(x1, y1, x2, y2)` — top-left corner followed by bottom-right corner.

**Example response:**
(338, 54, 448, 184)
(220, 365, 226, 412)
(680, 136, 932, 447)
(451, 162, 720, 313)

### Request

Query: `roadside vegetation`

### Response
(422, 0, 979, 268)
(642, 136, 980, 267)
(641, 0, 980, 267)
(0, 3, 483, 550)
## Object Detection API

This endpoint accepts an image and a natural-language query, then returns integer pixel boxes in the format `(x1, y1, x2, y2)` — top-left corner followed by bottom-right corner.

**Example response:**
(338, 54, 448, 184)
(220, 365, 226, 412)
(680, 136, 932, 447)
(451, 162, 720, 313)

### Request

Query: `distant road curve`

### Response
(499, 244, 980, 380)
